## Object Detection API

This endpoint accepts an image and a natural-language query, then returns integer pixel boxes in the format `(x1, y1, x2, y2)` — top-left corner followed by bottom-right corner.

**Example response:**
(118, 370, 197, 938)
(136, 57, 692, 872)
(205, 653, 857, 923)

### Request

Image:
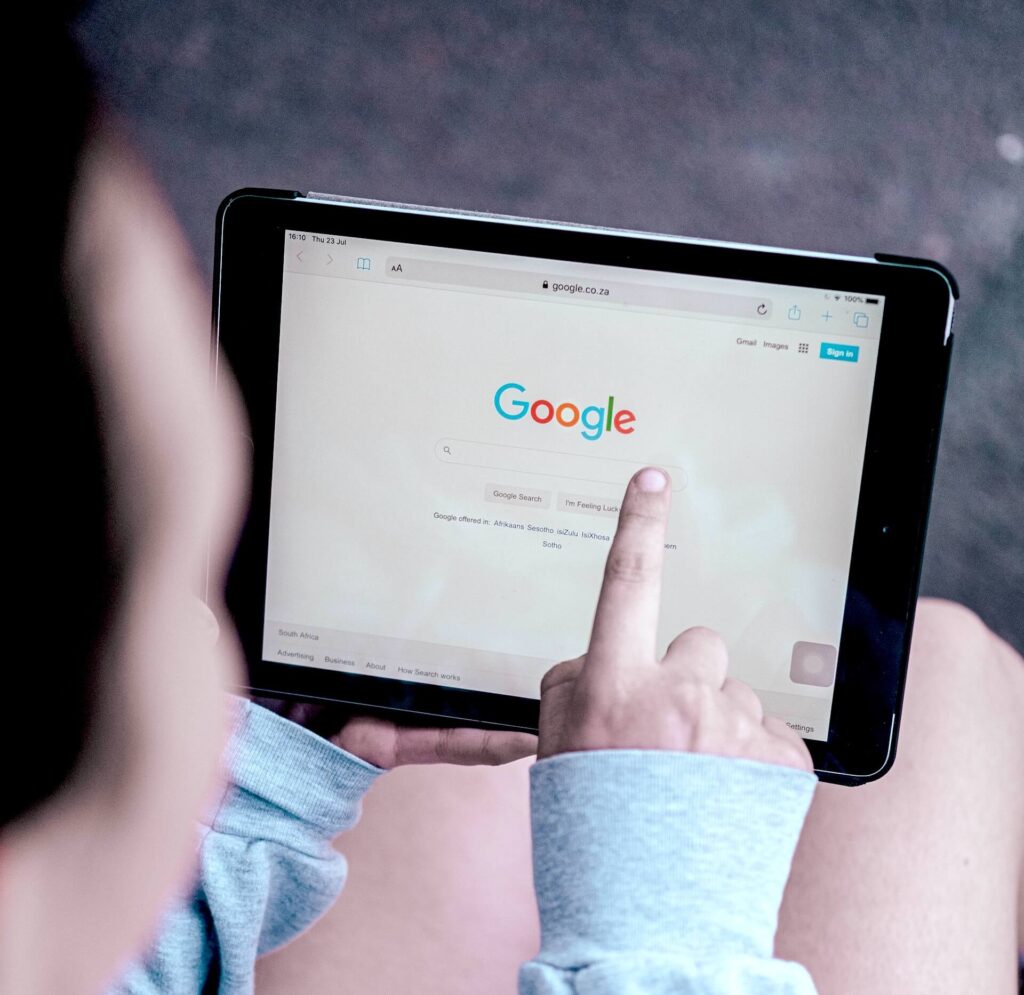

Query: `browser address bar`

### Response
(435, 438, 687, 492)
(388, 258, 771, 321)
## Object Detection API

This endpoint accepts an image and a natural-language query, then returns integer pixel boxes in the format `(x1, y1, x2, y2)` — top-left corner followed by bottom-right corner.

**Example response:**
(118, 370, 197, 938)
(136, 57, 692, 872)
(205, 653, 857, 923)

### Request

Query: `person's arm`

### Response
(109, 699, 383, 994)
(108, 666, 534, 995)
(520, 751, 817, 994)
(519, 466, 820, 994)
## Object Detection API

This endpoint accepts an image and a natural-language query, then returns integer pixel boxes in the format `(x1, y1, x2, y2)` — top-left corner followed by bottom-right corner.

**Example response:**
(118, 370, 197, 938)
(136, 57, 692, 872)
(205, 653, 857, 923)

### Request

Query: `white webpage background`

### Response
(265, 256, 878, 734)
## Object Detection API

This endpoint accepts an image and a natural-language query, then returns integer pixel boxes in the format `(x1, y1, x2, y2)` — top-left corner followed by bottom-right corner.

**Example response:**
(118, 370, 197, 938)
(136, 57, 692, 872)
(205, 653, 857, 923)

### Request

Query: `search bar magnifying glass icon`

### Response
(443, 445, 453, 456)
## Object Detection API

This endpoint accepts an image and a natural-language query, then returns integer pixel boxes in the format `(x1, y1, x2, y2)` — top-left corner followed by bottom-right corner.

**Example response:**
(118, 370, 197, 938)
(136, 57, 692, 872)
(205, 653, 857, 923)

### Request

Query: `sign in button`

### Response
(819, 342, 860, 362)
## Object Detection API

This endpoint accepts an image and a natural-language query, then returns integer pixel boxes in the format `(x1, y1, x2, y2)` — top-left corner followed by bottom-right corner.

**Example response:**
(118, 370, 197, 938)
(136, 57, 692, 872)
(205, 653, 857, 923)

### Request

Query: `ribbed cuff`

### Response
(530, 750, 817, 966)
(222, 699, 384, 838)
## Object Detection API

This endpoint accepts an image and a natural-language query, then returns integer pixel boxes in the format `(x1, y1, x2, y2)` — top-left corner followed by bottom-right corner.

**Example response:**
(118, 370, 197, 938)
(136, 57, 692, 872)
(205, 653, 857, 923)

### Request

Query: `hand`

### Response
(537, 467, 812, 772)
(254, 698, 537, 770)
(332, 712, 537, 770)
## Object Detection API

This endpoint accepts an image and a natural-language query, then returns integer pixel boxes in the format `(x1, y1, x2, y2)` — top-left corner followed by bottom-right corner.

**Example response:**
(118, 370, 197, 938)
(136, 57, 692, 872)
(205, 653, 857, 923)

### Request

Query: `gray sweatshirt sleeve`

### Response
(109, 700, 383, 994)
(112, 703, 818, 995)
(519, 750, 819, 994)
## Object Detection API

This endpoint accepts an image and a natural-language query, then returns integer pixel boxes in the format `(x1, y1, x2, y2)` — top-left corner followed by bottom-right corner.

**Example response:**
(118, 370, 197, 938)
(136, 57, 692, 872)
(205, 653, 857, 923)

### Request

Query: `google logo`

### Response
(493, 382, 636, 442)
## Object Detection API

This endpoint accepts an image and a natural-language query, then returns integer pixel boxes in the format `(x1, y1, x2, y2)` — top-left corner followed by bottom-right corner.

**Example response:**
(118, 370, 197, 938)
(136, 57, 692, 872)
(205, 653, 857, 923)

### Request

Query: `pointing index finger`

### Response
(586, 467, 672, 672)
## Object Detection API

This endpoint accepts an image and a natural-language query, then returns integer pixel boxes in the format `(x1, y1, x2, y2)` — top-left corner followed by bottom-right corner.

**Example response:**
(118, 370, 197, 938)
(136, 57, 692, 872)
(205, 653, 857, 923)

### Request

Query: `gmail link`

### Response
(434, 439, 687, 492)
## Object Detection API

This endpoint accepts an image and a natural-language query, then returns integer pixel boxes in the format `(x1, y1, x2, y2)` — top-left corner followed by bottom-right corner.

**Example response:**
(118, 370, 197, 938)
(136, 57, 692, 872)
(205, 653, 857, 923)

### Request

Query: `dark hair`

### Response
(3, 15, 120, 826)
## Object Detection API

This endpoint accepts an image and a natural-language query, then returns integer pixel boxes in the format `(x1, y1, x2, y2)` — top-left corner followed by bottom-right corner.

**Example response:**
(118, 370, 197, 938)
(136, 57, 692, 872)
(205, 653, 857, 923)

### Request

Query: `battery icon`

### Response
(866, 298, 879, 304)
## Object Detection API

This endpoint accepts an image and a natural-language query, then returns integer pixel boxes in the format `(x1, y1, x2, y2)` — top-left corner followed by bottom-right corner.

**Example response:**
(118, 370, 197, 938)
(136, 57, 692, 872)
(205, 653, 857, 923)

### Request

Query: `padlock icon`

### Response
(542, 280, 549, 289)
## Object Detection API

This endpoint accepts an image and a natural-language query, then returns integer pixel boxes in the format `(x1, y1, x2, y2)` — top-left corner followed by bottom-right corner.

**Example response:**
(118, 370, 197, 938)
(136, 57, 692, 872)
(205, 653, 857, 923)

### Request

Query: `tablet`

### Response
(213, 189, 956, 785)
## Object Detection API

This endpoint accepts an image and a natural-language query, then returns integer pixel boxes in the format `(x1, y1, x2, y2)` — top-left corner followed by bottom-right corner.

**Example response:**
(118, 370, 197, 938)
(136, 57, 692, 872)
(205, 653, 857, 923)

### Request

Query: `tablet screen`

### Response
(263, 229, 884, 741)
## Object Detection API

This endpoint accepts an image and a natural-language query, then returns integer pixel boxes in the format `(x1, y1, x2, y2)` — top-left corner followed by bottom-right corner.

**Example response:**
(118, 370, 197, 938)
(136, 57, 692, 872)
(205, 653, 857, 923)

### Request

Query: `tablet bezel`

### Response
(213, 189, 955, 785)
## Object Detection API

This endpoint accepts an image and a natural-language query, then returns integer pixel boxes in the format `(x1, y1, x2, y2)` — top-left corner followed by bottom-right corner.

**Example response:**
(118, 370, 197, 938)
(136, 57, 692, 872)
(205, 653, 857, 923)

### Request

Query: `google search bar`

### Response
(435, 438, 687, 492)
(389, 258, 771, 321)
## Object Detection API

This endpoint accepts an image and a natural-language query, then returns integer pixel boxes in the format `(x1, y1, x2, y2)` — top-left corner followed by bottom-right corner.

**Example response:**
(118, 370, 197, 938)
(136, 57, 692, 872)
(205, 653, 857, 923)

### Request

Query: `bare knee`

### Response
(906, 597, 1024, 745)
(914, 597, 1022, 672)
(914, 596, 991, 643)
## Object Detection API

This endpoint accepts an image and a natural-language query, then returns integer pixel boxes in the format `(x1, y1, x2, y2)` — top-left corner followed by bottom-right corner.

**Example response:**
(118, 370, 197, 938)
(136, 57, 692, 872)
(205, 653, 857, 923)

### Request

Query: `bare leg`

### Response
(257, 598, 1024, 993)
(776, 598, 1024, 994)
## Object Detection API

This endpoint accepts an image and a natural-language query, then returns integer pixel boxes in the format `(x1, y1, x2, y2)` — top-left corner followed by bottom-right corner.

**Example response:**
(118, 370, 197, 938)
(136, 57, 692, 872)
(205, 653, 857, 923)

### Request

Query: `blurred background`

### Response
(74, 0, 1023, 649)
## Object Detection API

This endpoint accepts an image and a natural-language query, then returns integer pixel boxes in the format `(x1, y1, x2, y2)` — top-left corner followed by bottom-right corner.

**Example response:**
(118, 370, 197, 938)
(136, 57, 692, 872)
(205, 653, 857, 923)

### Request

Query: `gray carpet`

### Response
(75, 0, 1023, 650)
